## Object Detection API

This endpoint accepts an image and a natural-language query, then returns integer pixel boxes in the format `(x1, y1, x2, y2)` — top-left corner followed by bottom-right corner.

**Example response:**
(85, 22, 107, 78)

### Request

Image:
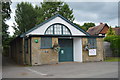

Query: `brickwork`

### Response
(31, 37, 58, 65)
(82, 38, 104, 62)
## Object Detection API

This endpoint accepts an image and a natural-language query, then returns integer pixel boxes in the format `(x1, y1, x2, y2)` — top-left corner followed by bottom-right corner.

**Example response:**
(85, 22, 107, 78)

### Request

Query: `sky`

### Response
(6, 0, 119, 35)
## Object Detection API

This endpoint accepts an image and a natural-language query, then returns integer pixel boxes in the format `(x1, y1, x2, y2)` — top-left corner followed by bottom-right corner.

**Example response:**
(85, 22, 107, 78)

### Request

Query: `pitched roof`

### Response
(112, 27, 120, 35)
(87, 23, 109, 35)
(20, 14, 90, 37)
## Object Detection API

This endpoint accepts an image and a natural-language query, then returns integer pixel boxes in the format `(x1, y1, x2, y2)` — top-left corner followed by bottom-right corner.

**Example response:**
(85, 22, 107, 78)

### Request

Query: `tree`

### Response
(115, 26, 120, 28)
(2, 1, 11, 47)
(82, 22, 95, 31)
(14, 1, 75, 35)
(15, 2, 37, 35)
(36, 1, 74, 24)
(106, 26, 115, 36)
(12, 23, 21, 37)
(1, 1, 12, 56)
(73, 22, 95, 31)
(73, 23, 86, 31)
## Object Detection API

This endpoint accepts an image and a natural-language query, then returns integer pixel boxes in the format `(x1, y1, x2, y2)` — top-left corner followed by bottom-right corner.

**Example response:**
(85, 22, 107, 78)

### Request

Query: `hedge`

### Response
(104, 35, 120, 57)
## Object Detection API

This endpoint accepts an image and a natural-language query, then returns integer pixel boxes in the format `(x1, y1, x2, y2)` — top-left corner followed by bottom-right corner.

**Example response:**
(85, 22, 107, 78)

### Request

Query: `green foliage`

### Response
(15, 2, 37, 35)
(73, 23, 87, 31)
(2, 1, 11, 47)
(104, 35, 115, 42)
(12, 23, 21, 37)
(104, 26, 118, 56)
(82, 22, 95, 31)
(14, 1, 75, 36)
(110, 36, 120, 57)
(38, 1, 74, 23)
(104, 35, 120, 57)
(105, 57, 120, 62)
(115, 26, 120, 28)
(106, 26, 115, 36)
(73, 22, 95, 31)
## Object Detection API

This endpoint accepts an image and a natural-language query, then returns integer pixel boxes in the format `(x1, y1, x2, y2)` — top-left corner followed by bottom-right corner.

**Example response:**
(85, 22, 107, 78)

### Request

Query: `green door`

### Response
(59, 39, 73, 62)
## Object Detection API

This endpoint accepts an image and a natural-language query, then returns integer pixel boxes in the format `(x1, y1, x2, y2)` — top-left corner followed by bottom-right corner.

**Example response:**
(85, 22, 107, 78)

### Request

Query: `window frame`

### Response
(88, 38, 97, 49)
(45, 23, 72, 35)
(40, 37, 52, 49)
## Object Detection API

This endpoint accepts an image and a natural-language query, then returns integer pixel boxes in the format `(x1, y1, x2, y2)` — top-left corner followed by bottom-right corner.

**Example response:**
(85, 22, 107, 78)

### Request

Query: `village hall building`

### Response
(10, 14, 104, 65)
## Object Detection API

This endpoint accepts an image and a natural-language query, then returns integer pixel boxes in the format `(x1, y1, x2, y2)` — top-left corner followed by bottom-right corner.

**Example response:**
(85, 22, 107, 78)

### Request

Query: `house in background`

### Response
(9, 14, 104, 65)
(87, 23, 120, 36)
(87, 23, 109, 36)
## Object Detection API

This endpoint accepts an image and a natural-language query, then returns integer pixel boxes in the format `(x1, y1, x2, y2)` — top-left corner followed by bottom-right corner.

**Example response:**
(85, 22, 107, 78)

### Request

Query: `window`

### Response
(45, 26, 53, 34)
(63, 26, 71, 35)
(54, 24, 62, 34)
(41, 37, 52, 48)
(88, 38, 97, 49)
(45, 23, 71, 35)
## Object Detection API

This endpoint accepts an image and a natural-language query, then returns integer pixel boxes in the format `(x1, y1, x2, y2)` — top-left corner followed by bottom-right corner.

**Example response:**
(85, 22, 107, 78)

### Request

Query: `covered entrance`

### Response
(58, 39, 73, 62)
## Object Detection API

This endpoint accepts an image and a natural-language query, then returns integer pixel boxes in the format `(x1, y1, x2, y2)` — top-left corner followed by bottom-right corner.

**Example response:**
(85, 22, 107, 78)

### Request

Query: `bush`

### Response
(110, 36, 120, 57)
(104, 35, 118, 42)
(104, 35, 120, 57)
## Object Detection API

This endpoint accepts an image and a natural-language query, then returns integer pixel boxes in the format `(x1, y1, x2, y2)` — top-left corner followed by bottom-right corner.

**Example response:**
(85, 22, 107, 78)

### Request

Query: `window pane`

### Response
(45, 24, 71, 35)
(54, 25, 62, 35)
(63, 26, 70, 35)
(88, 38, 96, 49)
(45, 26, 53, 34)
(41, 37, 52, 48)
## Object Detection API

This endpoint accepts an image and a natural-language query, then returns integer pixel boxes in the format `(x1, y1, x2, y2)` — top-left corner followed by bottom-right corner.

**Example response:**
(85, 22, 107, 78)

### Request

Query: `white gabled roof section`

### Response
(27, 16, 86, 36)
(20, 14, 90, 37)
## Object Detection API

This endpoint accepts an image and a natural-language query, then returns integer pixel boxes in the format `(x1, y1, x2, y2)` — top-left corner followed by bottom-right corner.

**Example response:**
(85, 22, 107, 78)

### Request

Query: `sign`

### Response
(89, 49, 96, 56)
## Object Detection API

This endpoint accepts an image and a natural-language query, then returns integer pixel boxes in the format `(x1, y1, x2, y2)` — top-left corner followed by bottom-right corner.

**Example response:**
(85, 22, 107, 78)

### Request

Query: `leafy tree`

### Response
(59, 3, 74, 22)
(1, 1, 12, 56)
(73, 23, 86, 31)
(82, 22, 95, 31)
(115, 26, 120, 28)
(12, 23, 21, 37)
(73, 22, 95, 31)
(14, 1, 75, 35)
(2, 1, 11, 47)
(36, 1, 74, 24)
(15, 2, 37, 35)
(106, 26, 115, 36)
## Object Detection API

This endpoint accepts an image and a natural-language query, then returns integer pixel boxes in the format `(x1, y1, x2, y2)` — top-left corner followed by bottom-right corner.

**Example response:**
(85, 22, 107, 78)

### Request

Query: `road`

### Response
(2, 56, 118, 78)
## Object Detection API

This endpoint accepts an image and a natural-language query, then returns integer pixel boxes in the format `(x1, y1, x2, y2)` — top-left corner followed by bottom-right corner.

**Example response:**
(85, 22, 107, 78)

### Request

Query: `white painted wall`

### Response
(26, 17, 86, 36)
(73, 38, 82, 62)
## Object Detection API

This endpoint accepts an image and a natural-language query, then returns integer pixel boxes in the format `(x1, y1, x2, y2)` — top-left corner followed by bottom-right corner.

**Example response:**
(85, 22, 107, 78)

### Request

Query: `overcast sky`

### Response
(6, 0, 119, 35)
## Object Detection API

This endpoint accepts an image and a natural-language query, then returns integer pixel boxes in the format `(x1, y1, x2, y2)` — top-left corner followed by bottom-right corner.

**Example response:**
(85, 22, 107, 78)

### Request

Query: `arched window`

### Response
(45, 23, 71, 35)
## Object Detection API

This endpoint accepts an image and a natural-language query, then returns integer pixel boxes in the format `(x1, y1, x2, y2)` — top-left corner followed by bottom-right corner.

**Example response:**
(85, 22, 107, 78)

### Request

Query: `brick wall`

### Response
(82, 38, 104, 62)
(31, 37, 58, 65)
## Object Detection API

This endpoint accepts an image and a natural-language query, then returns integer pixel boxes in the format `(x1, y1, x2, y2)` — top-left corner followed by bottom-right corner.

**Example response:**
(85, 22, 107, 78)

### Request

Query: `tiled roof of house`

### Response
(87, 23, 109, 35)
(113, 27, 120, 35)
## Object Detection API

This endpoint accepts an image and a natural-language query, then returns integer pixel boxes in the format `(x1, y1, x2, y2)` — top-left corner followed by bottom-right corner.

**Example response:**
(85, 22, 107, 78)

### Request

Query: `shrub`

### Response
(110, 36, 120, 57)
(104, 35, 120, 57)
(104, 35, 116, 42)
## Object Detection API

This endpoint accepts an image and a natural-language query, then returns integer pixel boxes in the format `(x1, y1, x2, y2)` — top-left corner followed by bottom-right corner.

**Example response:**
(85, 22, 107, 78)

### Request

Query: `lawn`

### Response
(104, 57, 120, 62)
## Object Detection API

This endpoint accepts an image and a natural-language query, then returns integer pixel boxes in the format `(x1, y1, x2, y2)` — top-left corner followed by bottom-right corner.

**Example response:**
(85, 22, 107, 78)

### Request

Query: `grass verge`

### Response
(104, 57, 120, 62)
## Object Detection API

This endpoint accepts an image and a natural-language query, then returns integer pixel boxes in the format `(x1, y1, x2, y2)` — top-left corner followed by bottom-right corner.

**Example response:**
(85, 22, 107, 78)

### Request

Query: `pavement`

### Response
(2, 56, 119, 78)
